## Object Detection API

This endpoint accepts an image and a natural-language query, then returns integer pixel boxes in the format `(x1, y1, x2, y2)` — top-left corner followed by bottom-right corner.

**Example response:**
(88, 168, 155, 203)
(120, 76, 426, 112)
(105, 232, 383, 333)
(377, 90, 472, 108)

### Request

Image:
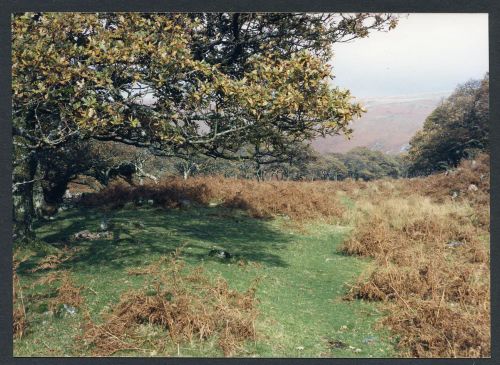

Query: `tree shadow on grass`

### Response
(24, 205, 291, 274)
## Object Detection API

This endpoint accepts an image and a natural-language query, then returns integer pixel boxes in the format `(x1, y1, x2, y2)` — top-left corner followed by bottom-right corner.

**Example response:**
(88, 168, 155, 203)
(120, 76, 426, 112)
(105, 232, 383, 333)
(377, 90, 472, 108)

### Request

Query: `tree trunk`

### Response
(12, 142, 37, 245)
(32, 163, 45, 217)
(41, 173, 71, 218)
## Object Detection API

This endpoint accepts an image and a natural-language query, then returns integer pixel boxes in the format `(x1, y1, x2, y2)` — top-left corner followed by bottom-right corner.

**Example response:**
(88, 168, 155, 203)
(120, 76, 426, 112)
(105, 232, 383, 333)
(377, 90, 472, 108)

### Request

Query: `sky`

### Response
(330, 13, 489, 98)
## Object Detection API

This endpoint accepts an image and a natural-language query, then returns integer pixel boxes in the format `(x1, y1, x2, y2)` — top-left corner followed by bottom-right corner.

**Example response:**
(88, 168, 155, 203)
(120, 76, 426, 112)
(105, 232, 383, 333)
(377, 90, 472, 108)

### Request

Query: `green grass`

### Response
(14, 204, 397, 357)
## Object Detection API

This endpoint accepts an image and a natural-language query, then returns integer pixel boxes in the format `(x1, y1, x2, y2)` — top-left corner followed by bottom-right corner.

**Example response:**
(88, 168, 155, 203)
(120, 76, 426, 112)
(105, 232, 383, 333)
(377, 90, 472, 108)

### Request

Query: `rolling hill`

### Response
(312, 91, 451, 155)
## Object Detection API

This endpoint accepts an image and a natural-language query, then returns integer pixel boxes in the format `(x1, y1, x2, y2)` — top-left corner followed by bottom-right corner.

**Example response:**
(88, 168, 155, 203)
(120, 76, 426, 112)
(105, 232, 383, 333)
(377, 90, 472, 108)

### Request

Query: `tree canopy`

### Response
(12, 13, 399, 162)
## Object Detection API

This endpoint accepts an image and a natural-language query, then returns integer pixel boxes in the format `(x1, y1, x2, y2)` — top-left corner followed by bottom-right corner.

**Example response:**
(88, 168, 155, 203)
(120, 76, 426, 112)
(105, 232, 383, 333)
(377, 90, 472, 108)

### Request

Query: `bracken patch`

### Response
(80, 176, 345, 222)
(80, 250, 259, 356)
(340, 155, 490, 357)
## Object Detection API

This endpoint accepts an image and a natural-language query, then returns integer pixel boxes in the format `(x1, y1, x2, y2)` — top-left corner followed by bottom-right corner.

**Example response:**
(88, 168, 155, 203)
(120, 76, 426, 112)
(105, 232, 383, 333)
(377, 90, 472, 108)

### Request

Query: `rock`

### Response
(100, 219, 109, 231)
(63, 304, 77, 316)
(133, 221, 145, 229)
(209, 248, 232, 259)
(451, 191, 459, 199)
(73, 230, 112, 241)
(471, 160, 478, 169)
(98, 231, 113, 239)
(447, 241, 465, 248)
(180, 199, 192, 207)
(468, 184, 478, 192)
(363, 336, 377, 345)
(327, 339, 348, 349)
(73, 230, 92, 240)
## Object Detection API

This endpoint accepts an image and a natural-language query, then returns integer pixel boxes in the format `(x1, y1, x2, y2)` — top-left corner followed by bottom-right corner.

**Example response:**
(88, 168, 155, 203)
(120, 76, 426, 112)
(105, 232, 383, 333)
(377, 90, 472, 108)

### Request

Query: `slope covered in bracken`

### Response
(340, 153, 490, 357)
(61, 153, 490, 357)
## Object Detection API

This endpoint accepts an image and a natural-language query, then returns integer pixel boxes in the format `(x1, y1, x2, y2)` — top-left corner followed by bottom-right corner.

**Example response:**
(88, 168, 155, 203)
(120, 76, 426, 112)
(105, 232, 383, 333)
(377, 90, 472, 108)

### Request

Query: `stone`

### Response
(363, 336, 377, 345)
(327, 339, 348, 349)
(209, 248, 232, 259)
(63, 304, 77, 316)
(133, 221, 145, 229)
(447, 241, 465, 248)
(180, 199, 192, 207)
(100, 219, 108, 231)
(73, 230, 112, 241)
(468, 184, 478, 192)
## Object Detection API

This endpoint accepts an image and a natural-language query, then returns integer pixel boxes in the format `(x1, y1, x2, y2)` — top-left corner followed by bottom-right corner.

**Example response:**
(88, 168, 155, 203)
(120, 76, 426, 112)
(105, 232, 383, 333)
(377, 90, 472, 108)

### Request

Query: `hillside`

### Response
(312, 92, 451, 155)
(14, 155, 490, 357)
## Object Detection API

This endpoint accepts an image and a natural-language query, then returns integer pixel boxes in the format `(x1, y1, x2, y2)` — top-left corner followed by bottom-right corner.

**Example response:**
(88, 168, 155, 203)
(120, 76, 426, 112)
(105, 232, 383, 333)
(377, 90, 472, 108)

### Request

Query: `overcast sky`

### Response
(330, 13, 489, 98)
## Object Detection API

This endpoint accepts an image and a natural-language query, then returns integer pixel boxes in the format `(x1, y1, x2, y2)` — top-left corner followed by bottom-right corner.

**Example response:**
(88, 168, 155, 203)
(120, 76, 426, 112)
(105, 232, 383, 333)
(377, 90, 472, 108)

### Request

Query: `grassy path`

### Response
(14, 205, 396, 357)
